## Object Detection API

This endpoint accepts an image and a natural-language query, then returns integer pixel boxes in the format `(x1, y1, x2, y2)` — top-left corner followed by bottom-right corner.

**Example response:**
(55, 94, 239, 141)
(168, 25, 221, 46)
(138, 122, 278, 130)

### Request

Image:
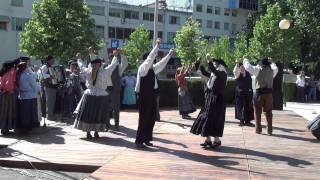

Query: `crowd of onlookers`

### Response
(0, 54, 137, 136)
(295, 71, 320, 103)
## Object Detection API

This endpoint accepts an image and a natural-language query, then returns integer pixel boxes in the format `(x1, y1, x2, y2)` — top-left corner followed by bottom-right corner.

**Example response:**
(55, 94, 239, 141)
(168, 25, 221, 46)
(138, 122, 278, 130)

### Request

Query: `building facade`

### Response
(0, 0, 258, 72)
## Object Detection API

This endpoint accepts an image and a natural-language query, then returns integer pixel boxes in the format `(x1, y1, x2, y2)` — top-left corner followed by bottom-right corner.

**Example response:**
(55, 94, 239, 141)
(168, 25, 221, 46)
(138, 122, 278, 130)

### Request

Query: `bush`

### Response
(283, 82, 296, 102)
(158, 79, 236, 107)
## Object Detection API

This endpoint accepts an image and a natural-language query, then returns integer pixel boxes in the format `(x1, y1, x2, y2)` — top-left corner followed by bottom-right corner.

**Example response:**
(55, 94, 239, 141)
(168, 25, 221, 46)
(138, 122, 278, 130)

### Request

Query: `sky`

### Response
(111, 0, 192, 10)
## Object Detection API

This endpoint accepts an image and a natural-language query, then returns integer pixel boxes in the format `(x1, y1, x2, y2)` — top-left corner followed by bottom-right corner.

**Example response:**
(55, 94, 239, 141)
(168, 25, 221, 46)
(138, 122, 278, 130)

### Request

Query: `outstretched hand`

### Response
(156, 38, 161, 48)
(208, 61, 215, 72)
(169, 48, 175, 56)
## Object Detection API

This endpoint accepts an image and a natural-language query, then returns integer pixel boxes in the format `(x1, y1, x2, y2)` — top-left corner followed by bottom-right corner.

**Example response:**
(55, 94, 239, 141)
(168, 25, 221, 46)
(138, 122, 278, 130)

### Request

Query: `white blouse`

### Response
(82, 56, 119, 96)
(135, 46, 172, 93)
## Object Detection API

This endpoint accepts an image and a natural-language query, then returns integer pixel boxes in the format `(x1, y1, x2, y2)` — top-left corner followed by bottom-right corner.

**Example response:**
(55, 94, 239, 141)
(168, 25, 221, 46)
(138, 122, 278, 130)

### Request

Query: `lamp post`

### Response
(153, 0, 159, 46)
(279, 19, 290, 107)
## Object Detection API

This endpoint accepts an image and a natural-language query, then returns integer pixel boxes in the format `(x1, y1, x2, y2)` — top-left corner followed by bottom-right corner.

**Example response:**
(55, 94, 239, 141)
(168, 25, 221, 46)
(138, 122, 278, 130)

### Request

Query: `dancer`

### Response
(233, 60, 254, 126)
(175, 66, 196, 119)
(135, 38, 175, 148)
(190, 57, 227, 148)
(109, 49, 128, 130)
(243, 57, 278, 135)
(74, 55, 119, 139)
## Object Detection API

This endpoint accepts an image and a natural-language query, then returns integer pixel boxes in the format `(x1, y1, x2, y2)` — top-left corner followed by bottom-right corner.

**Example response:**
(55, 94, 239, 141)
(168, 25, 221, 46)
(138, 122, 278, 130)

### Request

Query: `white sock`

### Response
(214, 137, 220, 142)
(206, 136, 212, 142)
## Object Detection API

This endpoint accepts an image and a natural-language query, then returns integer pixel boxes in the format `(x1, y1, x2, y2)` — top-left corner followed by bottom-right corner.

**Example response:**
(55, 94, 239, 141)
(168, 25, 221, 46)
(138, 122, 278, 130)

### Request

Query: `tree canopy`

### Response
(20, 0, 101, 63)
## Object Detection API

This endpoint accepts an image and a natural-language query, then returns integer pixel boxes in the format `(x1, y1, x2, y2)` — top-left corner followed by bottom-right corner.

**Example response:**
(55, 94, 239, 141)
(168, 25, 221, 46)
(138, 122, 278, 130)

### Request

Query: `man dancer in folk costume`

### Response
(109, 49, 128, 130)
(74, 54, 119, 139)
(243, 57, 278, 135)
(190, 56, 227, 148)
(135, 38, 175, 148)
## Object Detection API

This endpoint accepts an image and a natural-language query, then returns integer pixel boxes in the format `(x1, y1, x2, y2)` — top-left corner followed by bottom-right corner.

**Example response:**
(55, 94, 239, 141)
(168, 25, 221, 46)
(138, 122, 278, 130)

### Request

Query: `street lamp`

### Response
(279, 19, 290, 107)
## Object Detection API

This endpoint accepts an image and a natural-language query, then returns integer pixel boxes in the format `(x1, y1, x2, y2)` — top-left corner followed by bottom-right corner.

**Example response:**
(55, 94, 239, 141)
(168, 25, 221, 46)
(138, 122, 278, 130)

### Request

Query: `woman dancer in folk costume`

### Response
(135, 38, 175, 148)
(175, 66, 196, 119)
(190, 56, 227, 148)
(74, 54, 119, 139)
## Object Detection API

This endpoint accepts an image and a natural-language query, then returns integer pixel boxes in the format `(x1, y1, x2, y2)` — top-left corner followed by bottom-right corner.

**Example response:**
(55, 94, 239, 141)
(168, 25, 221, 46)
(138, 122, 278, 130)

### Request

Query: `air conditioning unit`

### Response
(121, 18, 126, 24)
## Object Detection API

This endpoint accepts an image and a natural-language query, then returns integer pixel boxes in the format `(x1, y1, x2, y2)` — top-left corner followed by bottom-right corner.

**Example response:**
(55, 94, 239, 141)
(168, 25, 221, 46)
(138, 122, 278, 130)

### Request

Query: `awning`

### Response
(0, 15, 10, 22)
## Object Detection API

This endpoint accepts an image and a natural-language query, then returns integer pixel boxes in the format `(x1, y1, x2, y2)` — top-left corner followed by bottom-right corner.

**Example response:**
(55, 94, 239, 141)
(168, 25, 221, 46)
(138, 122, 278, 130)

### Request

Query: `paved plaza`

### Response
(0, 107, 319, 180)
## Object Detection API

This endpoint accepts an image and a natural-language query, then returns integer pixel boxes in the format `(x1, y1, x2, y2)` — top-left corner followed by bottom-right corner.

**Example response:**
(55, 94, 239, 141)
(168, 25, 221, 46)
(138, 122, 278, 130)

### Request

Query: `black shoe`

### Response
(200, 140, 213, 147)
(94, 132, 99, 138)
(135, 143, 146, 148)
(144, 142, 154, 147)
(182, 115, 188, 119)
(245, 122, 255, 127)
(114, 124, 120, 131)
(267, 132, 272, 136)
(239, 122, 245, 126)
(86, 132, 93, 139)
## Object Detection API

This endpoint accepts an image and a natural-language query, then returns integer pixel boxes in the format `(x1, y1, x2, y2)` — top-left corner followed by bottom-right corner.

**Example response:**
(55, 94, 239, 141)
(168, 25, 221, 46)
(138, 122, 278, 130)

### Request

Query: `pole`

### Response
(153, 0, 159, 46)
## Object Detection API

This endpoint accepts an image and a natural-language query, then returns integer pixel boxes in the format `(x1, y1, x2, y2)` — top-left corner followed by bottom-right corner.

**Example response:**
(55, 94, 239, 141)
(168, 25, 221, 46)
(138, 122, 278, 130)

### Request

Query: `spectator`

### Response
(296, 71, 306, 102)
(307, 75, 317, 102)
(122, 71, 137, 107)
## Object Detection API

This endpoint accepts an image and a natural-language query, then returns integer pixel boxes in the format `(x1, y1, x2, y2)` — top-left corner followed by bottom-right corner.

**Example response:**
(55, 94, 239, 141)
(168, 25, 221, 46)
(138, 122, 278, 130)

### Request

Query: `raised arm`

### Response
(270, 62, 278, 78)
(119, 54, 128, 76)
(138, 42, 160, 77)
(154, 48, 175, 74)
(105, 56, 119, 76)
(243, 58, 260, 76)
(40, 65, 50, 79)
(233, 65, 241, 79)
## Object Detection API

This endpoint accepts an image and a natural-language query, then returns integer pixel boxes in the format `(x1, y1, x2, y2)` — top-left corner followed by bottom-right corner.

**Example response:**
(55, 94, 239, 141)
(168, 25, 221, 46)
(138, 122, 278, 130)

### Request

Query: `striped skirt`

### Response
(74, 94, 111, 132)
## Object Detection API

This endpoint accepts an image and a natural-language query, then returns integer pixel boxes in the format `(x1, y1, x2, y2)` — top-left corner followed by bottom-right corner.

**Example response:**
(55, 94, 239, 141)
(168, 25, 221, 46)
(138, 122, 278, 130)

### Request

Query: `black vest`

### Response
(140, 68, 157, 96)
(111, 66, 121, 91)
(236, 71, 252, 92)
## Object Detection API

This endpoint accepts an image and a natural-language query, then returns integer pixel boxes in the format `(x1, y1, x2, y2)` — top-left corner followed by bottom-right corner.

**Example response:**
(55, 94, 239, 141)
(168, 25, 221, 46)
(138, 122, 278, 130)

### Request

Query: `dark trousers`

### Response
(296, 86, 305, 102)
(253, 93, 273, 134)
(110, 90, 120, 125)
(235, 91, 253, 123)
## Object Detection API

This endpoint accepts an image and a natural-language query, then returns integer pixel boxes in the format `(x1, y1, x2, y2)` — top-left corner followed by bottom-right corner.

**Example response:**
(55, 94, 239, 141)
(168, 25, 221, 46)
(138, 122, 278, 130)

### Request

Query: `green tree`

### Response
(210, 36, 234, 69)
(174, 17, 202, 67)
(233, 33, 248, 62)
(248, 4, 300, 65)
(123, 25, 151, 69)
(20, 0, 100, 63)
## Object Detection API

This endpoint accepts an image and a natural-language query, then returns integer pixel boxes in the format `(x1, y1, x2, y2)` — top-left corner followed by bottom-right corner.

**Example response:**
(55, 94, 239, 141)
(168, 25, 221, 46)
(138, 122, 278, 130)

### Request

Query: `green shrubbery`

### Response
(158, 80, 296, 107)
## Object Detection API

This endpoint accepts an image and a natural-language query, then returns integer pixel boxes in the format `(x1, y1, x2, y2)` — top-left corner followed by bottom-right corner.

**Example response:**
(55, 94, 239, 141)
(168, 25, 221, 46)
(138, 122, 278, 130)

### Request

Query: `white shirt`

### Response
(135, 46, 172, 93)
(243, 58, 278, 78)
(296, 75, 305, 87)
(107, 54, 129, 87)
(81, 56, 119, 96)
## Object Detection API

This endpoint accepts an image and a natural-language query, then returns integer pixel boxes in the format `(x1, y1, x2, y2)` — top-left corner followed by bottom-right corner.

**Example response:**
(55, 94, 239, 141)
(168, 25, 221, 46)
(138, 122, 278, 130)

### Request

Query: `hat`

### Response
(46, 55, 53, 62)
(68, 59, 77, 66)
(212, 58, 228, 68)
(90, 58, 102, 64)
(17, 61, 27, 67)
(260, 57, 271, 66)
(19, 56, 30, 62)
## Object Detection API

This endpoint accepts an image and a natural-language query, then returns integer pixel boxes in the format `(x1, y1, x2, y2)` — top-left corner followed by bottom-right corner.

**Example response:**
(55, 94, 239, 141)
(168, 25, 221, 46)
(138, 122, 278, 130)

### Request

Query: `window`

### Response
(207, 20, 213, 29)
(196, 19, 202, 27)
(124, 28, 132, 39)
(232, 23, 237, 32)
(215, 7, 220, 15)
(0, 22, 7, 30)
(232, 10, 237, 17)
(11, 17, 29, 31)
(158, 31, 163, 39)
(167, 32, 176, 43)
(239, 0, 258, 11)
(11, 0, 23, 7)
(169, 16, 179, 25)
(116, 28, 124, 39)
(224, 8, 230, 16)
(109, 8, 121, 18)
(214, 21, 220, 29)
(89, 5, 105, 16)
(196, 4, 203, 12)
(143, 12, 154, 21)
(207, 6, 213, 14)
(95, 25, 105, 39)
(224, 22, 230, 31)
(158, 14, 163, 23)
(124, 10, 139, 20)
(109, 27, 116, 38)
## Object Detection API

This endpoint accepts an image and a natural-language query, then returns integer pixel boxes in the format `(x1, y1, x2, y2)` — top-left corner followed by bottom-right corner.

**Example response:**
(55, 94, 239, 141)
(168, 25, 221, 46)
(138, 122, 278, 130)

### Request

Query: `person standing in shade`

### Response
(175, 66, 196, 119)
(243, 57, 278, 135)
(307, 75, 317, 102)
(39, 55, 58, 121)
(295, 71, 306, 102)
(233, 60, 254, 126)
(109, 49, 128, 130)
(135, 39, 175, 148)
(74, 55, 119, 139)
(190, 58, 227, 148)
(16, 62, 41, 133)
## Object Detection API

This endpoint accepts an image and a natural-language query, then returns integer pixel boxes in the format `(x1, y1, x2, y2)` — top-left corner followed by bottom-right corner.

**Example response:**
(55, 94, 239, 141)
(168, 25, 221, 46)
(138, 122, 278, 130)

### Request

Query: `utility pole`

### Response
(153, 0, 159, 46)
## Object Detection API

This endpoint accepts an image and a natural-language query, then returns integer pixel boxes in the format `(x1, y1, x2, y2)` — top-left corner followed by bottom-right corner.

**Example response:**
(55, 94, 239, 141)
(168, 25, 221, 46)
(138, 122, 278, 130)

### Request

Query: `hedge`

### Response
(158, 80, 296, 107)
